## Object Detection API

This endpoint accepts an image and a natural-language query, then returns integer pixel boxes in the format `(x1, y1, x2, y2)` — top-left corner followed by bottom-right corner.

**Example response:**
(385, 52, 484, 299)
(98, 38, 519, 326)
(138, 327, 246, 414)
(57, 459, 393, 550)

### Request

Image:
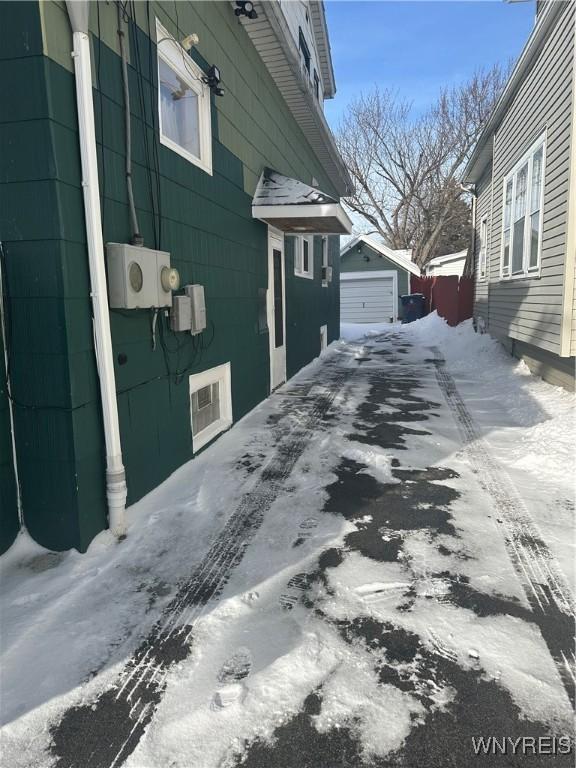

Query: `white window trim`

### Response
(321, 236, 328, 287)
(156, 19, 213, 175)
(294, 235, 314, 279)
(478, 216, 488, 281)
(189, 362, 232, 452)
(500, 133, 546, 281)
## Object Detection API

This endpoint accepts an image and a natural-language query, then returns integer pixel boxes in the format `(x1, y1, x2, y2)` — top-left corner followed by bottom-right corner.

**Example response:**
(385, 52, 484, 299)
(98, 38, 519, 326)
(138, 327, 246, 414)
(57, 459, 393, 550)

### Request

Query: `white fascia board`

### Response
(426, 250, 468, 266)
(341, 270, 398, 280)
(252, 202, 353, 234)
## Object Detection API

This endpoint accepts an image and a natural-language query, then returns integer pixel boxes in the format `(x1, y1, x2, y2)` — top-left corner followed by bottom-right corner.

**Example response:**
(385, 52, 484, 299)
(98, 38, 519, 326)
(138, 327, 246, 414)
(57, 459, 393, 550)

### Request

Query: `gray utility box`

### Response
(106, 243, 174, 309)
(184, 284, 207, 335)
(170, 295, 192, 332)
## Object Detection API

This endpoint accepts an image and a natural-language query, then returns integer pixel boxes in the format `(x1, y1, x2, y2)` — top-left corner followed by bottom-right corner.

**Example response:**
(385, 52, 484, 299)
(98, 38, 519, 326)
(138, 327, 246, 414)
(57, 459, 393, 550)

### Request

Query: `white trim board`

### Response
(189, 363, 232, 452)
(252, 202, 352, 234)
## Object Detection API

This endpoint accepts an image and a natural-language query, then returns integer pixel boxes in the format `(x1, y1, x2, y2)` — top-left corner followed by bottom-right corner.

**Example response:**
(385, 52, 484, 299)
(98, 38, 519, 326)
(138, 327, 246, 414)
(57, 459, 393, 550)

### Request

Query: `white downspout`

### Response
(67, 2, 127, 537)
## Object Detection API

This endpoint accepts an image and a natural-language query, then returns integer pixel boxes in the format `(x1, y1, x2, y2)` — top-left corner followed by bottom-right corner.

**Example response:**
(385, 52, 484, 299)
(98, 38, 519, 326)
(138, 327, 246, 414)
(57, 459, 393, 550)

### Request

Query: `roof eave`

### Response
(236, 1, 352, 196)
(309, 1, 337, 99)
(462, 0, 563, 183)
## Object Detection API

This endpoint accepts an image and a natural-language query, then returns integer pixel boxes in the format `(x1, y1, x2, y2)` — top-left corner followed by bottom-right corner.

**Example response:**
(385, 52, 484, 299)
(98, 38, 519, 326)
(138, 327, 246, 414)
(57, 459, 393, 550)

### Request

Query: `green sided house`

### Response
(463, 0, 576, 391)
(340, 235, 420, 323)
(0, 0, 352, 553)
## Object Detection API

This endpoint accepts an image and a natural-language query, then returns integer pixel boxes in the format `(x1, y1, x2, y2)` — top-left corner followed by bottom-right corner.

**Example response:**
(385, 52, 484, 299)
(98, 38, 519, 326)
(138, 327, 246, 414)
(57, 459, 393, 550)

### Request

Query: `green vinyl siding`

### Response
(0, 330, 19, 554)
(0, 1, 342, 552)
(340, 242, 411, 319)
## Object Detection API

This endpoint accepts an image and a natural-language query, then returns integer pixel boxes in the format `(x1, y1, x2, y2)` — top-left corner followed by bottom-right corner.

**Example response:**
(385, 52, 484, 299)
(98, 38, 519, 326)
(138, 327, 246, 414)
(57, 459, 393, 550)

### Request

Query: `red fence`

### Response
(410, 275, 474, 327)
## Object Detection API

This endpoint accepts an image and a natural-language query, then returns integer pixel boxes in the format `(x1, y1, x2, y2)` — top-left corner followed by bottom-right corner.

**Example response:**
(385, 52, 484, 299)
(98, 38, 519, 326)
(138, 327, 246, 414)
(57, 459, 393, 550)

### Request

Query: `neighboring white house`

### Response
(340, 235, 420, 323)
(463, 0, 575, 391)
(424, 250, 468, 277)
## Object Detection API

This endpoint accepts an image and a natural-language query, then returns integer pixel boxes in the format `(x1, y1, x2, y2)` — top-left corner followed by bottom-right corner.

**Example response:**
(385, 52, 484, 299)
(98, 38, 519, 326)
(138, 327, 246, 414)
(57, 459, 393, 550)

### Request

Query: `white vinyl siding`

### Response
(479, 217, 488, 280)
(481, 1, 574, 356)
(473, 166, 492, 330)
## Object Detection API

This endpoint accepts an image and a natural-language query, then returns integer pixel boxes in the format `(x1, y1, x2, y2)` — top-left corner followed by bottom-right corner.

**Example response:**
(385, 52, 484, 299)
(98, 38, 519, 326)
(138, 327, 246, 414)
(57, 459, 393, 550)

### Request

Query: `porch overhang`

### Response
(252, 168, 353, 235)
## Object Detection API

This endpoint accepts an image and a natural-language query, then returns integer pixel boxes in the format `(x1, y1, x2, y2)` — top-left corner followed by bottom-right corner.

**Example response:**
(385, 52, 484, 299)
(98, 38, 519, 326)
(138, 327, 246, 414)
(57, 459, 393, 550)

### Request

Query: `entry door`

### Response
(267, 230, 287, 391)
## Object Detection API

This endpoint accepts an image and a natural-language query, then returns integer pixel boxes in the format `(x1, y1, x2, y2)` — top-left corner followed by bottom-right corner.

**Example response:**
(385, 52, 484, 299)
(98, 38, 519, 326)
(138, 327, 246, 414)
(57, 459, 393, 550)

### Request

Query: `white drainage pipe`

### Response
(67, 2, 127, 538)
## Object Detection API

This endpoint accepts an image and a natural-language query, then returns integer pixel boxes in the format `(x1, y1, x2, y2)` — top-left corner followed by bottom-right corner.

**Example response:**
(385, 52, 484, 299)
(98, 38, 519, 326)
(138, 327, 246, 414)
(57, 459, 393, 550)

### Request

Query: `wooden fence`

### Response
(410, 275, 474, 327)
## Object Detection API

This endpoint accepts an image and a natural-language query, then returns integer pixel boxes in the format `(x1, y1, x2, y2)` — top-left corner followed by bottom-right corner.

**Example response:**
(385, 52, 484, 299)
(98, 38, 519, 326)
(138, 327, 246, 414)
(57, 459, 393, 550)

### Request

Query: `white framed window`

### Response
(156, 19, 212, 175)
(500, 134, 545, 279)
(294, 235, 314, 279)
(321, 236, 328, 286)
(189, 363, 232, 452)
(478, 217, 488, 280)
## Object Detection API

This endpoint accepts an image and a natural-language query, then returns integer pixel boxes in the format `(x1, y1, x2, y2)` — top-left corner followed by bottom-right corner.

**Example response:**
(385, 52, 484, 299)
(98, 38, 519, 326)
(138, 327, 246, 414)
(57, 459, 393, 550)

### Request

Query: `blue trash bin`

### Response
(400, 293, 425, 323)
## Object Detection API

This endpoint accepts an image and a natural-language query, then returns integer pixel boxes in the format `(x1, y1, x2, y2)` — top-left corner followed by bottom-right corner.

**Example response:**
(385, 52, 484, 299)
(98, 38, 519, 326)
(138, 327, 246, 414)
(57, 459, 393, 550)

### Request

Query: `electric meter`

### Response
(161, 266, 180, 293)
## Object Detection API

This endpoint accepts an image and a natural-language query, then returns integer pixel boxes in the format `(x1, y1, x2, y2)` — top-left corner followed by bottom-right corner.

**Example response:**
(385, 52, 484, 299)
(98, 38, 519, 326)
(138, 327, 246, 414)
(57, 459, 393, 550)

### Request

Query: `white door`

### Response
(267, 229, 286, 390)
(340, 272, 397, 323)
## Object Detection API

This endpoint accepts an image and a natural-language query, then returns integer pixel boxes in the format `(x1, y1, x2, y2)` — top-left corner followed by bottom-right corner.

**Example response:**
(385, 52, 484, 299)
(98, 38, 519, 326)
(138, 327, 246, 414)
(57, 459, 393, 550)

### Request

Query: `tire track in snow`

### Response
(429, 346, 575, 707)
(49, 358, 355, 768)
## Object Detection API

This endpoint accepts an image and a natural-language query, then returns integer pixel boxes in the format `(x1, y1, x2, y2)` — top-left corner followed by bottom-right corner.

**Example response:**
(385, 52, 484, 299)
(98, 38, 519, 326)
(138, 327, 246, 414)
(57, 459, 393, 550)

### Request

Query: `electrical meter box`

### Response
(184, 284, 207, 335)
(106, 243, 179, 309)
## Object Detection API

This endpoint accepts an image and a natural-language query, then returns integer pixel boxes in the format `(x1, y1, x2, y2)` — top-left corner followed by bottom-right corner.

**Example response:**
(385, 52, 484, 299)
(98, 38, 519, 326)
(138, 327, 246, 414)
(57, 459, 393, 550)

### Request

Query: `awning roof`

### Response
(252, 168, 353, 235)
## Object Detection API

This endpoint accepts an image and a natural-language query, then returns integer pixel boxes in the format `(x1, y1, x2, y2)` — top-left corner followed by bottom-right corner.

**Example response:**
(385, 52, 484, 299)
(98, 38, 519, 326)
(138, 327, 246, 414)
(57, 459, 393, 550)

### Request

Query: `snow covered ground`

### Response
(1, 314, 574, 768)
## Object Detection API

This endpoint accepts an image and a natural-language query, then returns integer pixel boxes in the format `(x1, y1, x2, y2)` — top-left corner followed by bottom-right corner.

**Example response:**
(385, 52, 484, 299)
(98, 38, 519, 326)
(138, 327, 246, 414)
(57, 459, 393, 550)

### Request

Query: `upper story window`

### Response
(501, 135, 545, 279)
(156, 19, 212, 175)
(299, 27, 311, 75)
(294, 235, 314, 279)
(478, 217, 488, 280)
(313, 70, 320, 100)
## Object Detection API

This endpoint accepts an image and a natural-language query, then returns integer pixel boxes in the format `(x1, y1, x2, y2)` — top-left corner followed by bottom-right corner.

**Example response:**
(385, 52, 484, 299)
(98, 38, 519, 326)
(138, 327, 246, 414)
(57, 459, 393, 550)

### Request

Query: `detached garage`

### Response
(341, 272, 397, 323)
(340, 235, 420, 323)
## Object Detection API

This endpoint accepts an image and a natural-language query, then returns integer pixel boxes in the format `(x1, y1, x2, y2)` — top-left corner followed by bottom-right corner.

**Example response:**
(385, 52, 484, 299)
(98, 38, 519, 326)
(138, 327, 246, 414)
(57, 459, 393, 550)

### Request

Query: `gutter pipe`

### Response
(66, 1, 127, 538)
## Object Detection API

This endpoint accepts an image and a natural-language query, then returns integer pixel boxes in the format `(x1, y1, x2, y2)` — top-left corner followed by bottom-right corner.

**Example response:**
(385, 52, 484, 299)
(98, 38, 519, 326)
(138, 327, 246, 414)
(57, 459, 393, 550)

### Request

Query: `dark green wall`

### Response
(0, 1, 341, 553)
(286, 236, 340, 378)
(340, 242, 411, 319)
(0, 329, 19, 553)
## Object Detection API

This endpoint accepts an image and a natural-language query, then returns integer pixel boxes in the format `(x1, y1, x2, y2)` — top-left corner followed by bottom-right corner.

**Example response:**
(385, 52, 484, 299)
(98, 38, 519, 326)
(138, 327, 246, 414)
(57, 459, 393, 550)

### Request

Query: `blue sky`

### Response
(324, 0, 536, 128)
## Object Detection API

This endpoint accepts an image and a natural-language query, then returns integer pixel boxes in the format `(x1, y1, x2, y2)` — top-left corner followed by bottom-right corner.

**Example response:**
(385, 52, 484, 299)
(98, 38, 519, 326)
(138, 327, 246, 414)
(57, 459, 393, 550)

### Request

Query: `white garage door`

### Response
(341, 275, 396, 323)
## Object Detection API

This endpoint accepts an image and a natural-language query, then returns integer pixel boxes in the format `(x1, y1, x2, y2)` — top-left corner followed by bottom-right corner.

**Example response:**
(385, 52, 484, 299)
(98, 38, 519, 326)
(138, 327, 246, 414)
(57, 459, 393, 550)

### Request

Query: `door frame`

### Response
(340, 270, 399, 322)
(267, 226, 287, 391)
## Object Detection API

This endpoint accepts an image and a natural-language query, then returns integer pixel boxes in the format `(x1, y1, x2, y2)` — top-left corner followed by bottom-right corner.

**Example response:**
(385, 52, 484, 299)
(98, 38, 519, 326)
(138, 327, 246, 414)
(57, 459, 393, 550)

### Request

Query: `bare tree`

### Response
(337, 66, 509, 269)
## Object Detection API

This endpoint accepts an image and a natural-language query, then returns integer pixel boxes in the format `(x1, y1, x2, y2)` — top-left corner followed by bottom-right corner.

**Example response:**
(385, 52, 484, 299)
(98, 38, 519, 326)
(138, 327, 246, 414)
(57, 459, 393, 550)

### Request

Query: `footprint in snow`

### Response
(292, 517, 319, 548)
(212, 648, 252, 710)
(279, 572, 312, 610)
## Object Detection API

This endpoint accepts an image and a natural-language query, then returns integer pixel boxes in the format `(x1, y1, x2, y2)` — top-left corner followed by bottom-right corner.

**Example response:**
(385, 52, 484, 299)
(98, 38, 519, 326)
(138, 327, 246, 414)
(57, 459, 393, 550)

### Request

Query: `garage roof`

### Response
(341, 235, 421, 276)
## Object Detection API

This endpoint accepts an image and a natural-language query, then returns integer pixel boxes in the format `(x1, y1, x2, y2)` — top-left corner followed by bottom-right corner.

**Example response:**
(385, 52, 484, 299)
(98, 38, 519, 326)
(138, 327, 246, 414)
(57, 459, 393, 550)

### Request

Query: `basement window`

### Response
(189, 363, 232, 451)
(156, 19, 212, 175)
(294, 235, 314, 279)
(500, 134, 545, 279)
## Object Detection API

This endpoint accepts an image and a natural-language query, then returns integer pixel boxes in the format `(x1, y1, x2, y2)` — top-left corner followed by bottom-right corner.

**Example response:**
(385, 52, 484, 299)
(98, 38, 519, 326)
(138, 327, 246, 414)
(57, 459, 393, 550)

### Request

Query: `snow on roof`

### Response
(253, 168, 337, 207)
(340, 235, 421, 276)
(425, 250, 468, 266)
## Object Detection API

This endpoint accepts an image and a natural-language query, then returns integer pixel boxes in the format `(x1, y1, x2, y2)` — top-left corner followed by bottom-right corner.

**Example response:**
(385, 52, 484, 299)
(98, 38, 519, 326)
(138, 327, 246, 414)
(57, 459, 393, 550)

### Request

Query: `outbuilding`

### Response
(340, 235, 420, 323)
